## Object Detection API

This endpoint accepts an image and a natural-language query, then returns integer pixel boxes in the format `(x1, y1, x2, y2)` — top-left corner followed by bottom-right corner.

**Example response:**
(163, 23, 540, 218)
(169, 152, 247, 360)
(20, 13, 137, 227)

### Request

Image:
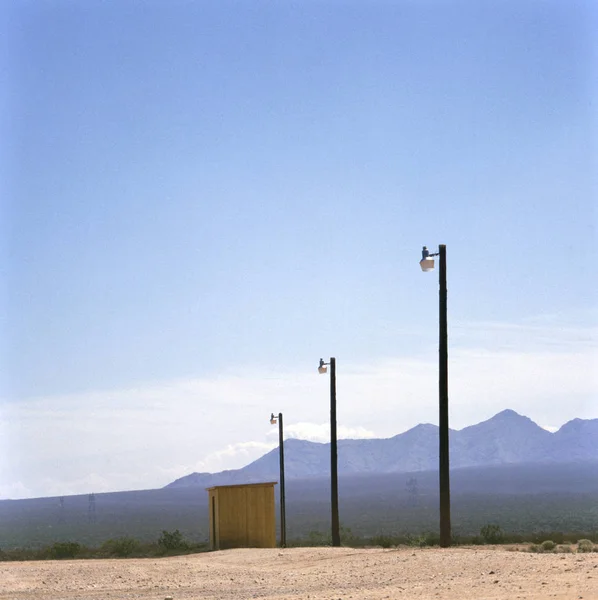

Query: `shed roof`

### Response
(206, 481, 278, 492)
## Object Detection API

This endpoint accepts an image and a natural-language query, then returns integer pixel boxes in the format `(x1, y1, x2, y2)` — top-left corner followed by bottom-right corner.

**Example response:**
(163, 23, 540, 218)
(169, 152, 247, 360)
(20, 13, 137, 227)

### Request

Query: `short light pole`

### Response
(420, 245, 451, 548)
(270, 412, 286, 547)
(318, 358, 341, 547)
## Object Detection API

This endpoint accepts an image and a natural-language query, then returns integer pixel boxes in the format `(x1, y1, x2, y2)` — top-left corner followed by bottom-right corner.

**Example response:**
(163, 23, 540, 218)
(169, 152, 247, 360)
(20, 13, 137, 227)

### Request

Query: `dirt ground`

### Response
(0, 546, 596, 600)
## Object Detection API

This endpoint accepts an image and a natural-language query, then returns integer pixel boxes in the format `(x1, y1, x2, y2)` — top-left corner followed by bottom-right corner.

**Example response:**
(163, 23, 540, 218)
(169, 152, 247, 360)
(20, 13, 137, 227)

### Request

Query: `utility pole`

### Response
(438, 244, 451, 547)
(330, 357, 340, 547)
(278, 412, 286, 547)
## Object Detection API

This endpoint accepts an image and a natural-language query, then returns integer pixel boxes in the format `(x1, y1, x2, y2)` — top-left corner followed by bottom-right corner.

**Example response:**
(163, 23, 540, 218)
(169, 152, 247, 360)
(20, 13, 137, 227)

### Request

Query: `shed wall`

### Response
(218, 486, 249, 549)
(246, 485, 276, 548)
(209, 484, 276, 550)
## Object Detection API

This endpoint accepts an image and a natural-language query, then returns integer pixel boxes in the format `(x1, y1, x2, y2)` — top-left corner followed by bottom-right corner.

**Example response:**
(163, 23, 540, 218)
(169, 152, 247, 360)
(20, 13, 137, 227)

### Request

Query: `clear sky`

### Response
(2, 0, 597, 499)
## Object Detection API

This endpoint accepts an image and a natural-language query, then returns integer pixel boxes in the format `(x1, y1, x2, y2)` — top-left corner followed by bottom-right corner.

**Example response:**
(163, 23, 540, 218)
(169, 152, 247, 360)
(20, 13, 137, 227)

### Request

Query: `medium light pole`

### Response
(420, 244, 451, 548)
(318, 357, 340, 547)
(270, 412, 286, 547)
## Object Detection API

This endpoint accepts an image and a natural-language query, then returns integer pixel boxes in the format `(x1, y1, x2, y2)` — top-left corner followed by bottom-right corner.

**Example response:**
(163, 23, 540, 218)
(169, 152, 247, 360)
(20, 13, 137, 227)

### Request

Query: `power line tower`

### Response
(88, 493, 96, 524)
(58, 496, 65, 524)
(406, 476, 419, 506)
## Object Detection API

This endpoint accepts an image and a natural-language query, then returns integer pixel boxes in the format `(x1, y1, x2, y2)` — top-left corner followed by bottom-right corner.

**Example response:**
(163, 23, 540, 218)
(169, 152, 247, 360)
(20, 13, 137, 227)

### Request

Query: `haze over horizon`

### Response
(2, 1, 597, 500)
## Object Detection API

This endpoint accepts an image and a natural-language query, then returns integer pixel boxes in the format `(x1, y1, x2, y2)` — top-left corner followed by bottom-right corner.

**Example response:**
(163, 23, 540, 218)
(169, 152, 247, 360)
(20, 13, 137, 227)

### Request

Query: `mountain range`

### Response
(166, 409, 598, 489)
(2, 409, 597, 549)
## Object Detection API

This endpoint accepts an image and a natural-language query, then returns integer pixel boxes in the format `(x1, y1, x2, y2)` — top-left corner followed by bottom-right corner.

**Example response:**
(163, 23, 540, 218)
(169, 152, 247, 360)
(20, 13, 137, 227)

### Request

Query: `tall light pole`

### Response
(420, 245, 451, 548)
(270, 412, 286, 547)
(318, 358, 340, 547)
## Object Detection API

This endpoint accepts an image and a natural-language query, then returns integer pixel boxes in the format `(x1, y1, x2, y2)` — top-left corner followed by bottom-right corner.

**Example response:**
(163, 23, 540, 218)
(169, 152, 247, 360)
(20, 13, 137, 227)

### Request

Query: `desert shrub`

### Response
(158, 529, 190, 552)
(339, 526, 359, 546)
(402, 534, 418, 547)
(305, 530, 331, 546)
(100, 537, 140, 558)
(418, 532, 440, 547)
(158, 529, 189, 552)
(529, 531, 567, 545)
(480, 524, 503, 544)
(49, 541, 82, 559)
(541, 540, 556, 552)
(0, 547, 46, 561)
(528, 544, 541, 553)
(577, 539, 595, 553)
(556, 545, 573, 553)
(370, 535, 394, 549)
(546, 532, 564, 544)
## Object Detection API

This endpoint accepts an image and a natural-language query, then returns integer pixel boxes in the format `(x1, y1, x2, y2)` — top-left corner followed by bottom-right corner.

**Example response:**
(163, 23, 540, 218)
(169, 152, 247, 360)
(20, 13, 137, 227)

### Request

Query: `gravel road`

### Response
(1, 546, 596, 599)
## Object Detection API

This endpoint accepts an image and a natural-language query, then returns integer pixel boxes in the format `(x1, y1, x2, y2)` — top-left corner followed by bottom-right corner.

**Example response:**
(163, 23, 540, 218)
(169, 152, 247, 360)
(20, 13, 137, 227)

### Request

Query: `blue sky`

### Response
(2, 0, 597, 499)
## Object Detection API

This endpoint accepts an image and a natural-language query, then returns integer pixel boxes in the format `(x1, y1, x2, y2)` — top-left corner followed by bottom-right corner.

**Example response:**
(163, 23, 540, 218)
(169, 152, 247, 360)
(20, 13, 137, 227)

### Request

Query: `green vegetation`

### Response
(540, 540, 556, 551)
(526, 537, 598, 554)
(49, 541, 83, 559)
(158, 529, 190, 552)
(369, 534, 394, 549)
(288, 528, 597, 550)
(577, 539, 596, 553)
(1, 468, 597, 552)
(0, 530, 208, 562)
(480, 524, 503, 544)
(100, 537, 141, 557)
(1, 527, 598, 561)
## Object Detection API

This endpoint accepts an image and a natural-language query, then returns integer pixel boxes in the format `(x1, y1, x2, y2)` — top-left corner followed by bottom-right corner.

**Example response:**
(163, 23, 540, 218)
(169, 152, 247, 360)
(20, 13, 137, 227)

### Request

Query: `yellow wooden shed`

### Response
(207, 482, 277, 550)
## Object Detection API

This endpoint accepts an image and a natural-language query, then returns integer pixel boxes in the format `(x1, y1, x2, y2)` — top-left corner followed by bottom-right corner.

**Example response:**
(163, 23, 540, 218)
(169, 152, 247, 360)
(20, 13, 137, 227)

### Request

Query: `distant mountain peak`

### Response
(394, 423, 437, 439)
(461, 409, 545, 437)
(556, 417, 598, 434)
(492, 409, 524, 420)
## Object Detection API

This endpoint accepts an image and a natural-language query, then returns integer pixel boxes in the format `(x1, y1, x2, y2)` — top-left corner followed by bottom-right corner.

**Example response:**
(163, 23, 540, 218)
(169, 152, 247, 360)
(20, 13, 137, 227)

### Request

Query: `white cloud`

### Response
(0, 480, 33, 500)
(269, 422, 376, 443)
(1, 318, 596, 500)
(541, 425, 559, 433)
(194, 441, 277, 473)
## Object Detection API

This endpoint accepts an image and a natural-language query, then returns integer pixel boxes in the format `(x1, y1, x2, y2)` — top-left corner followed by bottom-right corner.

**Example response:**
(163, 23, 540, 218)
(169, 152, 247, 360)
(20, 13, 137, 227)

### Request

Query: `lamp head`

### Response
(270, 413, 277, 425)
(420, 245, 435, 271)
(420, 257, 435, 272)
(318, 358, 327, 374)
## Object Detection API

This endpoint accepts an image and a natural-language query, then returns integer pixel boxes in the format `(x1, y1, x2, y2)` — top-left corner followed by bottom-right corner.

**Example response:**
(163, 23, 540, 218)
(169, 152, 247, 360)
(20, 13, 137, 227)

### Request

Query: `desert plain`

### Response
(0, 546, 596, 600)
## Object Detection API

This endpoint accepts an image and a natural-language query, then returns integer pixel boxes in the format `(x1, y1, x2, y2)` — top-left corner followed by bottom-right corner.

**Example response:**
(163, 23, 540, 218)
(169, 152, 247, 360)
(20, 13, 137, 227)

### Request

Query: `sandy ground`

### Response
(0, 546, 596, 600)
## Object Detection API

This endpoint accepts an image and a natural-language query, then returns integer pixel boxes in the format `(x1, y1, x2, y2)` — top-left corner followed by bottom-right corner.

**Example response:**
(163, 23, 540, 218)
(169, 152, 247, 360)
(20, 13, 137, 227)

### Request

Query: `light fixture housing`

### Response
(318, 358, 327, 374)
(420, 257, 435, 272)
(270, 413, 277, 425)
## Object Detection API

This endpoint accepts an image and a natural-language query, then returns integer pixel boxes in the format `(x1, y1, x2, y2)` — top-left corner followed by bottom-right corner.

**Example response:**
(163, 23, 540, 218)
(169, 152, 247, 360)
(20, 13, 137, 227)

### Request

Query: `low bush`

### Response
(339, 526, 359, 547)
(49, 542, 82, 559)
(480, 524, 504, 545)
(0, 547, 47, 561)
(541, 540, 556, 552)
(305, 530, 331, 547)
(158, 529, 189, 552)
(577, 539, 595, 553)
(100, 537, 141, 558)
(417, 532, 440, 547)
(370, 535, 394, 549)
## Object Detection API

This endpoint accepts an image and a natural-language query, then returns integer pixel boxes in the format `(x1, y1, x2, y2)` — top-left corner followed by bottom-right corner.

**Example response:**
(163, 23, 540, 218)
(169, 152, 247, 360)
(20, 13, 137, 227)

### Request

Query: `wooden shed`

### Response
(207, 482, 277, 550)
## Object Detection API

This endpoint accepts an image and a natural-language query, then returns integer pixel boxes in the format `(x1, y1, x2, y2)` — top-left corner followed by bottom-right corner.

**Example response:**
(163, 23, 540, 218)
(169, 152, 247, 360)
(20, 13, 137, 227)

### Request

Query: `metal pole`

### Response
(438, 244, 451, 547)
(278, 412, 286, 548)
(330, 357, 341, 547)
